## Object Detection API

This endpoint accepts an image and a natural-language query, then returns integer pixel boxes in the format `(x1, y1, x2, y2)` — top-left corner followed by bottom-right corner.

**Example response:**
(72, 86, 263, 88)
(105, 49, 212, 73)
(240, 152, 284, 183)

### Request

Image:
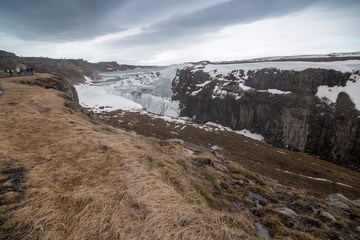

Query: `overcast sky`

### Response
(1, 0, 359, 65)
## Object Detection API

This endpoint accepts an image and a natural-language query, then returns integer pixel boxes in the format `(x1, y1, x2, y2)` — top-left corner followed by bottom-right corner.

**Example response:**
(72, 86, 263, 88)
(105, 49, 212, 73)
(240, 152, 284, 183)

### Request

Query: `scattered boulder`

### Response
(319, 210, 336, 221)
(247, 191, 265, 208)
(275, 207, 298, 218)
(330, 201, 350, 210)
(325, 193, 360, 210)
(253, 220, 271, 239)
(326, 193, 360, 209)
(353, 199, 360, 208)
(326, 193, 351, 203)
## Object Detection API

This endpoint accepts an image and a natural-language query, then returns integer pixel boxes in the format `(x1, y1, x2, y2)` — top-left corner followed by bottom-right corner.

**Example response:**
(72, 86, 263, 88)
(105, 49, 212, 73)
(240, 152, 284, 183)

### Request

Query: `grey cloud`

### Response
(112, 0, 223, 26)
(0, 0, 225, 42)
(1, 0, 358, 50)
(0, 0, 130, 41)
(109, 0, 359, 47)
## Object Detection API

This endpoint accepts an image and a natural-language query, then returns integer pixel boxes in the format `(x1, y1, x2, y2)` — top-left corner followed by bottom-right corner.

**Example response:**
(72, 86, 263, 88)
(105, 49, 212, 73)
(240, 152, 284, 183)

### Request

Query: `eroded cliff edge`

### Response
(172, 64, 360, 169)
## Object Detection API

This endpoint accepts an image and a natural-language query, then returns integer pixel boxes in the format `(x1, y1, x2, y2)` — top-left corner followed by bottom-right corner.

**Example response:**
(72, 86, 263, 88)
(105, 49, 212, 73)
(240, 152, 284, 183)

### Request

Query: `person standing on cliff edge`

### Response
(15, 67, 20, 76)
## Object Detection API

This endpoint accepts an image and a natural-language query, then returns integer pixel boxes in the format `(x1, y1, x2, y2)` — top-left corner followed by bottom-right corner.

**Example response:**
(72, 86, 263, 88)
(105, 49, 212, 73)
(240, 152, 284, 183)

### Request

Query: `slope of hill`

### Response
(0, 50, 140, 84)
(1, 75, 360, 239)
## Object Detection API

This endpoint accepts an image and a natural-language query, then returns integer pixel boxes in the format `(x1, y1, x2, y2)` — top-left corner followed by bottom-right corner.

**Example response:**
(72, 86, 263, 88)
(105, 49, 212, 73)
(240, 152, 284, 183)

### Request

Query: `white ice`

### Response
(75, 84, 143, 113)
(78, 65, 183, 116)
(259, 89, 291, 95)
(316, 73, 360, 110)
(206, 122, 264, 141)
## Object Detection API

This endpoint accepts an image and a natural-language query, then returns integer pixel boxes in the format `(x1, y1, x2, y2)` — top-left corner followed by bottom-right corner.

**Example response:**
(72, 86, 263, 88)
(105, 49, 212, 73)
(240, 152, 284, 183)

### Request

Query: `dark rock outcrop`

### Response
(172, 67, 360, 169)
(246, 68, 350, 94)
(19, 75, 79, 104)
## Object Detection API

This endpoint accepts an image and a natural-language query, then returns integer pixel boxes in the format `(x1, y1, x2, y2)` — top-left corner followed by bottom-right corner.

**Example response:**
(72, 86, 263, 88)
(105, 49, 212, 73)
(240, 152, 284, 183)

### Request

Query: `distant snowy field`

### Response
(200, 60, 359, 77)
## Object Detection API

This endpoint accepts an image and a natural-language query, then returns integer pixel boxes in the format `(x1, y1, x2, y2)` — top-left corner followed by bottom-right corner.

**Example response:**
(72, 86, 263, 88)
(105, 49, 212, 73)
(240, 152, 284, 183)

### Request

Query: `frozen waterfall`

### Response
(77, 66, 181, 117)
(119, 92, 179, 116)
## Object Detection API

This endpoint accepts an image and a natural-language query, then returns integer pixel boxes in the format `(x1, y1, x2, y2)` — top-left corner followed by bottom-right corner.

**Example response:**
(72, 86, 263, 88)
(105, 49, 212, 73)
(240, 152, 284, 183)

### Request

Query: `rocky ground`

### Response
(1, 74, 360, 239)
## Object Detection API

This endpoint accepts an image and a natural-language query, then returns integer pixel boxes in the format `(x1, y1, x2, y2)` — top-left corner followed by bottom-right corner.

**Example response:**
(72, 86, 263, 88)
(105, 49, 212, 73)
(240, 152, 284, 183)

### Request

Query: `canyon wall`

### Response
(172, 66, 360, 168)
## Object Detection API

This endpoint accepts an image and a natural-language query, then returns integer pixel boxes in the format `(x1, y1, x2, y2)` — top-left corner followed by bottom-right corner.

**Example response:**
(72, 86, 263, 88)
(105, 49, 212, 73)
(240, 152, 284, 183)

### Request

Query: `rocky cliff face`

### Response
(19, 74, 79, 104)
(172, 64, 360, 169)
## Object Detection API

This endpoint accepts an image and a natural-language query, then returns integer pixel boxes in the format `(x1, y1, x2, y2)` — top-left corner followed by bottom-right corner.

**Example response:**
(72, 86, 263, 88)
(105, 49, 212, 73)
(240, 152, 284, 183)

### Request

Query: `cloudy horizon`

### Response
(1, 0, 360, 65)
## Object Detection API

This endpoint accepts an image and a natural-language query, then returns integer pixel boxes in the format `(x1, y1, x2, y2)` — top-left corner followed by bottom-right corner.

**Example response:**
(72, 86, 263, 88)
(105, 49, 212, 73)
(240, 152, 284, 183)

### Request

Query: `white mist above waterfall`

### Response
(75, 65, 182, 116)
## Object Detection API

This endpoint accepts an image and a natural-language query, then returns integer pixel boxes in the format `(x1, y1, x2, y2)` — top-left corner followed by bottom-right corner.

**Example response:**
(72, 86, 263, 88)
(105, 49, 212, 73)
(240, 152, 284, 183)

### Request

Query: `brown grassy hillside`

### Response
(1, 74, 360, 239)
(100, 110, 360, 200)
(0, 50, 141, 84)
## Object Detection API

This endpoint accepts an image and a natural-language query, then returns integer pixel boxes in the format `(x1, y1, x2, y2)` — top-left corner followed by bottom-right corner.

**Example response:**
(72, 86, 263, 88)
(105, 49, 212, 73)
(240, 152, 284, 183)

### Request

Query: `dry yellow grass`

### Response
(0, 75, 257, 239)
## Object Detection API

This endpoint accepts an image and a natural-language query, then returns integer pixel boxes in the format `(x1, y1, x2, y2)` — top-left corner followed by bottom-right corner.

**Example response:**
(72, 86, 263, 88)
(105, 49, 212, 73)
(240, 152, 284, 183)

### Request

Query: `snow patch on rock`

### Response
(316, 73, 360, 110)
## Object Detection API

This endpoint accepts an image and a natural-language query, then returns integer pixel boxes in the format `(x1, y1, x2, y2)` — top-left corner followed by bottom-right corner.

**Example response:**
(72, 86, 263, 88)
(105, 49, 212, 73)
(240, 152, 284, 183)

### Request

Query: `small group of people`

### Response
(4, 66, 34, 76)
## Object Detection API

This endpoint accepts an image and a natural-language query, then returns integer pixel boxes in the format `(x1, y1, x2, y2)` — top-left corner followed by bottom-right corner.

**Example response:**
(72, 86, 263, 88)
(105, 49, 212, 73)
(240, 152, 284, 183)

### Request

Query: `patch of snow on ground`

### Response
(239, 82, 252, 91)
(316, 73, 360, 110)
(196, 80, 212, 87)
(212, 86, 228, 99)
(336, 182, 354, 188)
(140, 113, 265, 141)
(274, 168, 355, 188)
(84, 76, 94, 84)
(236, 129, 264, 141)
(185, 148, 195, 154)
(206, 122, 264, 141)
(259, 89, 291, 95)
(190, 89, 202, 96)
(168, 138, 185, 144)
(277, 169, 331, 182)
(211, 145, 222, 150)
